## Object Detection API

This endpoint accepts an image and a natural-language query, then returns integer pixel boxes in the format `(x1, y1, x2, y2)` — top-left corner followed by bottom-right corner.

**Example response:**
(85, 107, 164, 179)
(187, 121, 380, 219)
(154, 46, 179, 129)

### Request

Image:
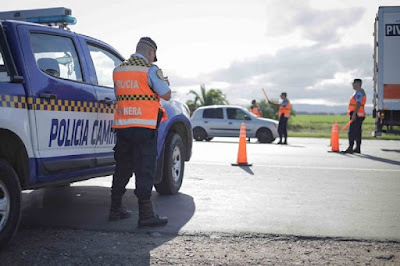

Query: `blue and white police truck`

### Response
(0, 7, 192, 247)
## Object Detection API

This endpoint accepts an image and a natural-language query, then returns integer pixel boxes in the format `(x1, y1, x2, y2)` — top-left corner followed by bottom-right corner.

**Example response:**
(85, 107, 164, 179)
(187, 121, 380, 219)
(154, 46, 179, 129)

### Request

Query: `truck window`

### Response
(0, 51, 10, 82)
(30, 33, 83, 82)
(227, 108, 247, 120)
(203, 108, 223, 119)
(88, 44, 121, 88)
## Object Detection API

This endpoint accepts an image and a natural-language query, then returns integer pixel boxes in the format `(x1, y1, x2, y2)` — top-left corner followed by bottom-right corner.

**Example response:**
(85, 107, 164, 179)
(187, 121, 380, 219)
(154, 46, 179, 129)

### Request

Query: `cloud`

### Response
(265, 0, 365, 43)
(174, 43, 374, 111)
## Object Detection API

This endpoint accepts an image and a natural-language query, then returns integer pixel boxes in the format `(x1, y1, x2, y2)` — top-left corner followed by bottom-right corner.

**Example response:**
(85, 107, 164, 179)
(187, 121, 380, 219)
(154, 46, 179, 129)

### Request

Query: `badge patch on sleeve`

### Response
(156, 69, 164, 80)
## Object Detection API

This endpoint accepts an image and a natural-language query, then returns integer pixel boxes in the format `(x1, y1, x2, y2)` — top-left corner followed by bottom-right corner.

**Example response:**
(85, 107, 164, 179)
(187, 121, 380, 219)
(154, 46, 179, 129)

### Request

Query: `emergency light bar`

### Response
(0, 7, 76, 27)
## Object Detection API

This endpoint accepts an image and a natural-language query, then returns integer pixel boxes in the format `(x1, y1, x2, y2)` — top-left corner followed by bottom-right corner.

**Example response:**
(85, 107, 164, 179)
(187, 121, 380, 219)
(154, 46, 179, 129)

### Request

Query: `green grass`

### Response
(287, 115, 400, 140)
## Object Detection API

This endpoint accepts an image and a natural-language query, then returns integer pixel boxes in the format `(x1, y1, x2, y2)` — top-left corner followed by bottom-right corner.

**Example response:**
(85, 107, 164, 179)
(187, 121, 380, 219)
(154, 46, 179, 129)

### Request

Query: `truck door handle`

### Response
(229, 122, 232, 124)
(204, 121, 208, 124)
(100, 98, 113, 105)
(38, 93, 57, 99)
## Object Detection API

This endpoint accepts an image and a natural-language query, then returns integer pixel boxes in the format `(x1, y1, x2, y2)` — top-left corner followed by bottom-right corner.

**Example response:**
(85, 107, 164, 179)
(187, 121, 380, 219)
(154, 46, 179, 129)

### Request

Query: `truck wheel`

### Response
(256, 128, 273, 143)
(205, 137, 213, 142)
(155, 133, 184, 195)
(0, 159, 21, 249)
(193, 127, 207, 141)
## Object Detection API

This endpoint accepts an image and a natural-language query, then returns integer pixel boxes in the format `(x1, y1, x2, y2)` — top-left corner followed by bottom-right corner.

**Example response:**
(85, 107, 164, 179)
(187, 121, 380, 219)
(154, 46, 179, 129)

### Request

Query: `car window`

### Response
(0, 50, 9, 82)
(227, 108, 248, 120)
(88, 44, 122, 88)
(30, 33, 83, 82)
(203, 108, 223, 119)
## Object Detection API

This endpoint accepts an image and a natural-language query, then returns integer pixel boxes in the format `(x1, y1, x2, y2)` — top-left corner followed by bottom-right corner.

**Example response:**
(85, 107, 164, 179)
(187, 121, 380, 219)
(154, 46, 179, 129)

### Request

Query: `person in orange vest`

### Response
(269, 92, 291, 144)
(249, 100, 262, 117)
(110, 37, 171, 227)
(342, 79, 367, 154)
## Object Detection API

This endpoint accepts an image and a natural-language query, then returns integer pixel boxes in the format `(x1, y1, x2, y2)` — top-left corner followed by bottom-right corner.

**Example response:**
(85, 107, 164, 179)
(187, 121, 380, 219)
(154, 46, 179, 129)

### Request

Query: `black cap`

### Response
(353, 78, 362, 84)
(251, 99, 256, 104)
(281, 92, 287, 97)
(138, 37, 158, 62)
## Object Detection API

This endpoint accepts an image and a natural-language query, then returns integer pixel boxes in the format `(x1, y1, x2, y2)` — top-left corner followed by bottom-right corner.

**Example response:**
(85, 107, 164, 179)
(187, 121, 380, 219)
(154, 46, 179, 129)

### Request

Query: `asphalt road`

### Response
(19, 137, 400, 241)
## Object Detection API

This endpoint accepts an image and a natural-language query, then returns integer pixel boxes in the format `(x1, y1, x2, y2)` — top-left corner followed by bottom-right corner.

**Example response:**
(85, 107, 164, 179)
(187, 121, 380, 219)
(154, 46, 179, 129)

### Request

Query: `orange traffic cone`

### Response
(331, 122, 339, 152)
(232, 123, 252, 166)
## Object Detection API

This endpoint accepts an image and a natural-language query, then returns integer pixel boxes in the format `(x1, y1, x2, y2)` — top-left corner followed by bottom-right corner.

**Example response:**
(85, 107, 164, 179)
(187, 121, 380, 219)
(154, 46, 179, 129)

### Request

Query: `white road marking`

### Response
(188, 161, 400, 172)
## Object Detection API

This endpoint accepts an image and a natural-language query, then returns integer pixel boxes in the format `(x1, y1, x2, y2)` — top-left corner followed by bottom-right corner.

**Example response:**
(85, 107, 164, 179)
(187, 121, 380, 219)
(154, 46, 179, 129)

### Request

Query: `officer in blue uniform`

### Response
(110, 37, 171, 227)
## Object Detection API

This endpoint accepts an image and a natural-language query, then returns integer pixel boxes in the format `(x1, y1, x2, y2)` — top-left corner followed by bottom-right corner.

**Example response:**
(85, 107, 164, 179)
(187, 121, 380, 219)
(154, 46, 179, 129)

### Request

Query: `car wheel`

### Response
(0, 159, 21, 249)
(155, 133, 185, 195)
(205, 137, 213, 142)
(256, 128, 273, 143)
(193, 127, 207, 141)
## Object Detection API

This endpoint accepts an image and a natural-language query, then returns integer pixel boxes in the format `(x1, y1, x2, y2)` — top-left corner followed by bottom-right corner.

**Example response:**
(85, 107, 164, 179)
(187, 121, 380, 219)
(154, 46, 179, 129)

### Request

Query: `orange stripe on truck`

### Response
(383, 84, 400, 99)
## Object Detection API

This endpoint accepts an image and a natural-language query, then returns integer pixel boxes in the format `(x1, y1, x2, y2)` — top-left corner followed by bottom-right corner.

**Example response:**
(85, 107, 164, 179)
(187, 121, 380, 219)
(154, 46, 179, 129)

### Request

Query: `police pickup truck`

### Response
(0, 8, 192, 247)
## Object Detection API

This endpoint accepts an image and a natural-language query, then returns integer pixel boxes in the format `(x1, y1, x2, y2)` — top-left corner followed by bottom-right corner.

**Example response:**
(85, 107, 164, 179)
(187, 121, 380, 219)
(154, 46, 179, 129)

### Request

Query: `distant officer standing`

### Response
(249, 100, 262, 117)
(269, 92, 291, 144)
(342, 79, 366, 154)
(110, 37, 171, 227)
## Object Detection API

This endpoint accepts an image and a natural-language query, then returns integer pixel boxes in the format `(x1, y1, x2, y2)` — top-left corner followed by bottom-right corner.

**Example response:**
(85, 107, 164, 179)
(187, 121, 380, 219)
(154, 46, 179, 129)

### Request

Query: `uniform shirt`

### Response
(353, 90, 364, 103)
(280, 98, 289, 107)
(131, 53, 170, 96)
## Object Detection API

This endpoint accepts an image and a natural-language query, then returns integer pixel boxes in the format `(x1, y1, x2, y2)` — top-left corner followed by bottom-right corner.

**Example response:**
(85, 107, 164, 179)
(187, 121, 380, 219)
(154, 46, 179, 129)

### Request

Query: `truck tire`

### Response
(193, 127, 207, 141)
(256, 128, 274, 143)
(155, 133, 184, 195)
(0, 159, 21, 249)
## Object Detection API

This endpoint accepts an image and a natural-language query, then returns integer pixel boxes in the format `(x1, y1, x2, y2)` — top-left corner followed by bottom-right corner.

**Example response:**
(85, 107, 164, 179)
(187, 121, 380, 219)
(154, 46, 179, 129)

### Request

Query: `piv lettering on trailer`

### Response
(386, 24, 400, 36)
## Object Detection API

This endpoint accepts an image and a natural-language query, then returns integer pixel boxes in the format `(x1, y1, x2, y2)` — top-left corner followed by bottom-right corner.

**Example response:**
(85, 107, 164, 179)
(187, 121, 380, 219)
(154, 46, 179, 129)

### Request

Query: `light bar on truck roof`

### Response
(0, 7, 76, 26)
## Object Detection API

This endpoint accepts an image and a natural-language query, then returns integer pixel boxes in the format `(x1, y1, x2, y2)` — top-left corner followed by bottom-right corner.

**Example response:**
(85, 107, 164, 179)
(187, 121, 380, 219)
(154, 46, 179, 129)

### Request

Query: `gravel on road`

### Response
(1, 227, 399, 265)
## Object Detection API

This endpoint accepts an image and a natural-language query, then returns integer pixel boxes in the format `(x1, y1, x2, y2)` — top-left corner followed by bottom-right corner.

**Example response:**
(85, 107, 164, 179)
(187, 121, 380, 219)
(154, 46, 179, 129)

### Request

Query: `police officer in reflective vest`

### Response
(342, 79, 366, 154)
(269, 92, 291, 144)
(110, 37, 171, 227)
(249, 100, 262, 117)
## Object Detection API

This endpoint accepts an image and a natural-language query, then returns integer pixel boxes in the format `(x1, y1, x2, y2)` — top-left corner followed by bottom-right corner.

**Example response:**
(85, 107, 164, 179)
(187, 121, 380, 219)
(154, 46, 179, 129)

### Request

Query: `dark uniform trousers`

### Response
(112, 127, 157, 202)
(348, 112, 365, 146)
(278, 114, 288, 140)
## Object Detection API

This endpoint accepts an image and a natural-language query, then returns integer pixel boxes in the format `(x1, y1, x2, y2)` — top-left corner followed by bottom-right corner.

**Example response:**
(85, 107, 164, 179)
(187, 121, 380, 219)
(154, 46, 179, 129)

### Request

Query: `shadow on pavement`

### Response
(382, 149, 400, 153)
(13, 186, 195, 265)
(239, 166, 254, 175)
(359, 154, 400, 167)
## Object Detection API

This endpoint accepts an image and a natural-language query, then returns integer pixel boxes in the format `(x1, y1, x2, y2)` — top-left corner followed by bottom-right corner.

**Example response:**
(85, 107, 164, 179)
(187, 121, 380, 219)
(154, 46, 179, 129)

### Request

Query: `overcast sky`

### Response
(4, 0, 400, 110)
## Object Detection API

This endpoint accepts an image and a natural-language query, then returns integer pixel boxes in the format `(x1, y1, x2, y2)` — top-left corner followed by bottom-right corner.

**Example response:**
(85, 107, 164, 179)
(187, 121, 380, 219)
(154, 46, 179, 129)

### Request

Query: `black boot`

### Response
(109, 197, 132, 221)
(342, 141, 354, 154)
(353, 140, 361, 153)
(138, 199, 168, 227)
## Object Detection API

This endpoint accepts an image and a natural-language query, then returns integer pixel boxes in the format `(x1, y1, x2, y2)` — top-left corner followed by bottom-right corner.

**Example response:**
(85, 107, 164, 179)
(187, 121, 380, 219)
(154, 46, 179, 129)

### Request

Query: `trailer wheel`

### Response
(0, 159, 21, 249)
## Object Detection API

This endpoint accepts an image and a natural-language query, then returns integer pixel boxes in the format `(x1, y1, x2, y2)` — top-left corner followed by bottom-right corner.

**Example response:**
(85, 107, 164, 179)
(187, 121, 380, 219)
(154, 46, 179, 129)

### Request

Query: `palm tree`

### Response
(186, 84, 229, 114)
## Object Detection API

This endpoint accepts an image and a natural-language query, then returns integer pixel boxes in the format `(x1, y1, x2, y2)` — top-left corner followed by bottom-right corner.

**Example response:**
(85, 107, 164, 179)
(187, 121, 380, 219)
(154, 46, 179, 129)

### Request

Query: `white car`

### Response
(191, 105, 279, 143)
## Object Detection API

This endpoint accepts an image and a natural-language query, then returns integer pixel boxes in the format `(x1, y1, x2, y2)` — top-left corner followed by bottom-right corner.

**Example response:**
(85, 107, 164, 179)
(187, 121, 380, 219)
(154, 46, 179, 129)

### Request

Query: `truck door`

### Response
(81, 39, 122, 168)
(18, 26, 97, 181)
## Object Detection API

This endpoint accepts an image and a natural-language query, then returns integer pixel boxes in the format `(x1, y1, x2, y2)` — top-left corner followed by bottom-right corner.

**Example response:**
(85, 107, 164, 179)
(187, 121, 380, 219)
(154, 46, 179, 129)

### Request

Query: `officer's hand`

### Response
(164, 76, 170, 86)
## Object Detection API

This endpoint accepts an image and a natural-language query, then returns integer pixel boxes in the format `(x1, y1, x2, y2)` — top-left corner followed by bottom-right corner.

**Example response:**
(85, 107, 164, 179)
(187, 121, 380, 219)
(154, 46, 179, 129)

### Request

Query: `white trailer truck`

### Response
(373, 6, 400, 136)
